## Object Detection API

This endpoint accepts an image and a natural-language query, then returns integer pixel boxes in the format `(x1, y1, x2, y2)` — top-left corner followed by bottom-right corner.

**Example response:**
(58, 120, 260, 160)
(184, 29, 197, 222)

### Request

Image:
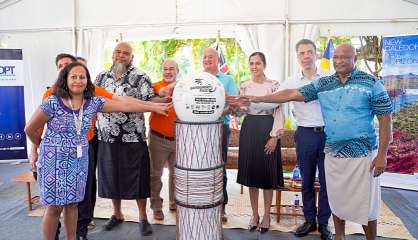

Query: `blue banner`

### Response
(382, 35, 418, 111)
(0, 49, 27, 160)
(382, 35, 418, 174)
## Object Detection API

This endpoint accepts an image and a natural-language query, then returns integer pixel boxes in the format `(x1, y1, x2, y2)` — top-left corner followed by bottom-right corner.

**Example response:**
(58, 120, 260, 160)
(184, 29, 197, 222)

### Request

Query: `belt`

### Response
(299, 126, 324, 132)
(150, 130, 175, 141)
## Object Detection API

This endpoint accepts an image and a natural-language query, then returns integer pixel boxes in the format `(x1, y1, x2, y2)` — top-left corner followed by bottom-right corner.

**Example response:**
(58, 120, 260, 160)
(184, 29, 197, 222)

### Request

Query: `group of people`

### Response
(228, 40, 392, 240)
(25, 39, 392, 240)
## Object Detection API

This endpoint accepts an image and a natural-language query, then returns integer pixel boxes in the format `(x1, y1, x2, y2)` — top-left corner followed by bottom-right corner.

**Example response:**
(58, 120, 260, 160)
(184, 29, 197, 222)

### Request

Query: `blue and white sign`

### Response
(0, 49, 27, 160)
(382, 35, 418, 112)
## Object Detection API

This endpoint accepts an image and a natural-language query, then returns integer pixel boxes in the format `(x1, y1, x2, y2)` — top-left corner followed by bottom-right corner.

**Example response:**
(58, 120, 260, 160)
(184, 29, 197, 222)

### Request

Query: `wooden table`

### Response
(12, 172, 39, 211)
(273, 178, 320, 223)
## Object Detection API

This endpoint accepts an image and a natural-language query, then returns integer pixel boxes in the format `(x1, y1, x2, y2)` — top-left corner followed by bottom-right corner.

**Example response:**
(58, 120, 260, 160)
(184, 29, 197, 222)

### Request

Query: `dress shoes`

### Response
(139, 219, 153, 236)
(318, 224, 333, 240)
(259, 217, 270, 234)
(248, 215, 259, 232)
(294, 221, 317, 237)
(103, 215, 124, 231)
(76, 235, 89, 240)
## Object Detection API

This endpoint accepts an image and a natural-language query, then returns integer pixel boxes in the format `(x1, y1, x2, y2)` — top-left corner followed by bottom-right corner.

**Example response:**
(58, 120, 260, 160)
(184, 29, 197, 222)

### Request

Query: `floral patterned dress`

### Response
(37, 95, 105, 205)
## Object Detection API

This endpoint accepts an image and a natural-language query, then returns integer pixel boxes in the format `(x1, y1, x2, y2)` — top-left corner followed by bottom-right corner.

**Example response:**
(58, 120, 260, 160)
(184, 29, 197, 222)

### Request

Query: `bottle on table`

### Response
(294, 193, 300, 211)
(292, 164, 301, 188)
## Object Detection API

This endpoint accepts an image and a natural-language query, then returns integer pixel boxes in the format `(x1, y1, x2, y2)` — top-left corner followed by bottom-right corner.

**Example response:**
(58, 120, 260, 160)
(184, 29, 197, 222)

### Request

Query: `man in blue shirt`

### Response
(203, 47, 238, 223)
(234, 44, 392, 240)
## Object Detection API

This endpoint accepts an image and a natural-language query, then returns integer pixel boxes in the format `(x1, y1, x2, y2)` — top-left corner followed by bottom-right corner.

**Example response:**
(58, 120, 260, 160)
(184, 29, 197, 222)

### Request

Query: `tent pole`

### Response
(284, 0, 290, 80)
(72, 0, 77, 55)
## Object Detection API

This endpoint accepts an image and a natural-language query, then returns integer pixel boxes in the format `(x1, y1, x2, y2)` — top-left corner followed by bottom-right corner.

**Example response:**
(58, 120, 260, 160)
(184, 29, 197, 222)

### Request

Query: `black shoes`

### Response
(318, 224, 332, 240)
(139, 219, 153, 236)
(104, 215, 124, 231)
(294, 221, 317, 237)
(76, 235, 89, 240)
(259, 226, 269, 234)
(259, 217, 270, 234)
(248, 215, 259, 232)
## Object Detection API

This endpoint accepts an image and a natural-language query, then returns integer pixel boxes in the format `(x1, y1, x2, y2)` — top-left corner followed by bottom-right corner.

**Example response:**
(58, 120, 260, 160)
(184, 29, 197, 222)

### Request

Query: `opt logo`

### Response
(0, 66, 16, 76)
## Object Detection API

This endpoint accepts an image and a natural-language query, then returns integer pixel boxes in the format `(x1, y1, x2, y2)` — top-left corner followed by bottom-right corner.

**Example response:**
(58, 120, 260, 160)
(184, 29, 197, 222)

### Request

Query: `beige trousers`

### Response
(149, 131, 176, 211)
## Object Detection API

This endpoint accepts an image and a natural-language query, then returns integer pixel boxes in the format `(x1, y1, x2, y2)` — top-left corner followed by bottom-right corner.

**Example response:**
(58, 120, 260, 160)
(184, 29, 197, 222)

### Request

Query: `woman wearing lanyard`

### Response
(24, 62, 169, 240)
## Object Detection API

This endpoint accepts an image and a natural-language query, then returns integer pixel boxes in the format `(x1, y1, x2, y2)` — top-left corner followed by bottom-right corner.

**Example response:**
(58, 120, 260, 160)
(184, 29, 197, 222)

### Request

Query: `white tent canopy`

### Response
(1, 0, 418, 117)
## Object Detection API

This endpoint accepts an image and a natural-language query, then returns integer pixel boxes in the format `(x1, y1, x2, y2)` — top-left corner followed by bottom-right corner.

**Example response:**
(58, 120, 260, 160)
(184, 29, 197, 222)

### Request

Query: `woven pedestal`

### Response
(175, 120, 224, 240)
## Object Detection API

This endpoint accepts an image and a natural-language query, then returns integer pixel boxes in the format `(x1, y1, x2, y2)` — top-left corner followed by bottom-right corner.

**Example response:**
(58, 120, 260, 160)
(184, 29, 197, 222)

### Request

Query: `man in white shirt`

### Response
(283, 39, 332, 240)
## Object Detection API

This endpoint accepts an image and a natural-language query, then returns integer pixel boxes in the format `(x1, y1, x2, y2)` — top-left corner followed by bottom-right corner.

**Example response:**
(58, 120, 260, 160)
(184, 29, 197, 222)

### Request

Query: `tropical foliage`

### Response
(104, 38, 250, 85)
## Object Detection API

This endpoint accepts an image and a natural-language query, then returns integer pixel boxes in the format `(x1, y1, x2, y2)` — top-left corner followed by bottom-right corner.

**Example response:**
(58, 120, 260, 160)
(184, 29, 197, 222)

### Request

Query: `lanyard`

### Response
(68, 97, 84, 157)
(68, 98, 84, 136)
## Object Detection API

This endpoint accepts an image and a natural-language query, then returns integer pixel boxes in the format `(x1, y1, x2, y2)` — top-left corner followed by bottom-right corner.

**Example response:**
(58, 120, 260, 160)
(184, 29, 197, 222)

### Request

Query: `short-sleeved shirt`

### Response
(281, 68, 331, 127)
(216, 71, 238, 123)
(42, 86, 113, 141)
(149, 80, 177, 137)
(298, 68, 392, 158)
(95, 66, 155, 143)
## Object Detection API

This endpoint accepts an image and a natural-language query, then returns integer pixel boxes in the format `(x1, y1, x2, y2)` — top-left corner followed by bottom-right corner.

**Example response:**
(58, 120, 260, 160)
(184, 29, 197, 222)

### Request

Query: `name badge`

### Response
(77, 145, 82, 158)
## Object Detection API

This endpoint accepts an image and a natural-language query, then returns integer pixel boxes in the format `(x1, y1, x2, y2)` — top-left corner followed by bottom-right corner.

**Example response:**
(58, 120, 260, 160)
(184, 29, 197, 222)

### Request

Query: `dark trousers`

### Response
(221, 124, 231, 206)
(295, 126, 331, 225)
(77, 135, 99, 236)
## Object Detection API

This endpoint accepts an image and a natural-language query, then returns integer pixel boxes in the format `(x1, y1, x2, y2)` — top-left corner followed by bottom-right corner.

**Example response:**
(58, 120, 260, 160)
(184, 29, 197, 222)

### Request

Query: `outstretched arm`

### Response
(228, 89, 305, 107)
(102, 98, 170, 116)
(250, 89, 305, 103)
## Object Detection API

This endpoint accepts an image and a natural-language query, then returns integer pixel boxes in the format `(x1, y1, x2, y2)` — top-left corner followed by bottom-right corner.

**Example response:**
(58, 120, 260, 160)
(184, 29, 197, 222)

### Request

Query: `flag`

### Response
(215, 43, 229, 74)
(320, 39, 335, 71)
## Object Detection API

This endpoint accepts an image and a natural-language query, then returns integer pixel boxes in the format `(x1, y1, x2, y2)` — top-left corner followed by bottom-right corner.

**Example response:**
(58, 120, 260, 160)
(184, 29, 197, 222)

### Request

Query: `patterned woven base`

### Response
(29, 170, 414, 239)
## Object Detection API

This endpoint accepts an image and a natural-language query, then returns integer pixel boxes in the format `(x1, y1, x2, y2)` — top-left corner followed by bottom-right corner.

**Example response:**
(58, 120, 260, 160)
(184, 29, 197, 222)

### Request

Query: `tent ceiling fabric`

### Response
(402, 0, 418, 5)
(0, 0, 22, 10)
(1, 0, 417, 32)
(1, 0, 418, 120)
(0, 0, 73, 31)
(288, 0, 418, 22)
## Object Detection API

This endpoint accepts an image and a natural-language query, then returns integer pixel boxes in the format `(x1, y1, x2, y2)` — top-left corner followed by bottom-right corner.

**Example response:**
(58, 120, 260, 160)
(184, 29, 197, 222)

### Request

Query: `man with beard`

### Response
(94, 42, 155, 236)
(202, 47, 238, 222)
(149, 59, 178, 220)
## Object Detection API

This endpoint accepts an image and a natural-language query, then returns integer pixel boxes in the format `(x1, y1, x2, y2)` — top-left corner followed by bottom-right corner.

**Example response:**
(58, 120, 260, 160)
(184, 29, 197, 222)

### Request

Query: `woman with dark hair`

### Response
(233, 52, 284, 234)
(25, 62, 169, 240)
